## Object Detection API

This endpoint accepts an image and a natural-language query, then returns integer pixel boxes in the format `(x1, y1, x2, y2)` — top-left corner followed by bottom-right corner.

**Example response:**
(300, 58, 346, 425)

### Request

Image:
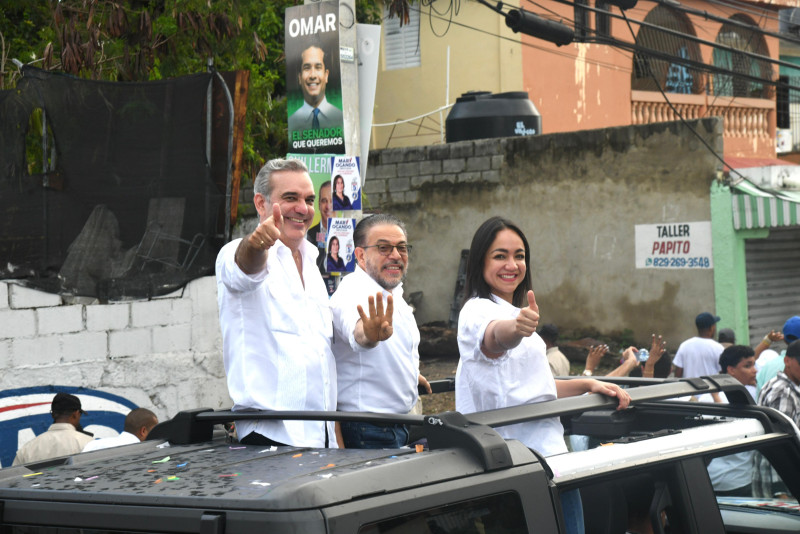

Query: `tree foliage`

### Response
(0, 0, 384, 184)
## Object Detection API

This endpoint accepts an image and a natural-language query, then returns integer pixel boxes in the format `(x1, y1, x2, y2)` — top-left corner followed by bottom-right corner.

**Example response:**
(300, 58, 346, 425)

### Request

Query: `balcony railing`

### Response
(631, 90, 772, 140)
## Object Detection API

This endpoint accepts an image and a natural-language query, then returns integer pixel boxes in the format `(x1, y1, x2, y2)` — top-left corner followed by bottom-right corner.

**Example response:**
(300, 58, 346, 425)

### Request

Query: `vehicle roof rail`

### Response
(467, 375, 752, 428)
(147, 407, 513, 471)
(145, 377, 750, 470)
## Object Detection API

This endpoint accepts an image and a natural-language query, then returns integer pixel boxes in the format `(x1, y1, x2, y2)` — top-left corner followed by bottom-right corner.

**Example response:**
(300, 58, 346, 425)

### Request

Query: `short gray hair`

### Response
(253, 159, 309, 203)
(353, 213, 407, 247)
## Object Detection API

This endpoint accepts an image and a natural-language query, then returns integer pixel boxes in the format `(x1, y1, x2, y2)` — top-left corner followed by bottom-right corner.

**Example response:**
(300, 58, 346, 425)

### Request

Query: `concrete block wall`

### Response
(363, 119, 725, 346)
(0, 277, 229, 421)
(363, 139, 506, 209)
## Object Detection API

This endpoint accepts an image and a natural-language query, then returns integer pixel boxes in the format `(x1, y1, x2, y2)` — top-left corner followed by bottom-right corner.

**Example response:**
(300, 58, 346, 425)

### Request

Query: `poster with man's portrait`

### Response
(285, 1, 345, 155)
(330, 156, 361, 211)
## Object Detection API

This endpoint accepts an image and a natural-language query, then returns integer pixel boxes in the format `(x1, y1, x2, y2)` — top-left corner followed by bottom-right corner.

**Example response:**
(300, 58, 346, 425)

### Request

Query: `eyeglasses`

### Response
(361, 244, 412, 256)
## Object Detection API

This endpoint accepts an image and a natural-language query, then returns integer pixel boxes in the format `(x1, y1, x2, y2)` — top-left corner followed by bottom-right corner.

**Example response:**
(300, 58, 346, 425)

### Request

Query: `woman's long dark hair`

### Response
(333, 174, 345, 197)
(463, 216, 532, 308)
(328, 235, 340, 258)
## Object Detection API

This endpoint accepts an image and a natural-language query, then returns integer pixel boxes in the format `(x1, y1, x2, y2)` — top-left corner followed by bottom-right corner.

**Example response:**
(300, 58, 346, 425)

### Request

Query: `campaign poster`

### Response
(289, 153, 335, 249)
(285, 1, 346, 155)
(330, 156, 361, 211)
(634, 221, 713, 269)
(326, 217, 356, 273)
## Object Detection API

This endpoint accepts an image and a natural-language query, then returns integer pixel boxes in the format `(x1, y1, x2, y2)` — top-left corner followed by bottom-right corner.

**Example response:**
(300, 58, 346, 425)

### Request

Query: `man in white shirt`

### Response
(673, 312, 724, 402)
(706, 345, 757, 495)
(13, 393, 93, 466)
(330, 214, 430, 448)
(287, 45, 343, 133)
(82, 408, 158, 452)
(216, 159, 337, 448)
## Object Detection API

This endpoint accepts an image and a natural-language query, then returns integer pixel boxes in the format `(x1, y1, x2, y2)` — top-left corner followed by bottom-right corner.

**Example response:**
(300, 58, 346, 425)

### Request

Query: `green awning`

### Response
(731, 179, 800, 230)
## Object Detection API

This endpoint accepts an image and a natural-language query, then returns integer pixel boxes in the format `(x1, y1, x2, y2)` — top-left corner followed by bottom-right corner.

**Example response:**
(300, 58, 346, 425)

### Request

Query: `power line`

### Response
(540, 0, 800, 73)
(619, 10, 750, 183)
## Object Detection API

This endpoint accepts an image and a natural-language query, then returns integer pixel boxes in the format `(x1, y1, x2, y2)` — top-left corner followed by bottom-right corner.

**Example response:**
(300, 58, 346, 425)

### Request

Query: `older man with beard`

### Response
(329, 214, 431, 449)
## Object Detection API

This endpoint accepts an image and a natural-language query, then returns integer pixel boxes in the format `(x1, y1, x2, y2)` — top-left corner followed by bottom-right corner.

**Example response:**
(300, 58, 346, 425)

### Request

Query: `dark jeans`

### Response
(561, 489, 585, 534)
(341, 421, 409, 449)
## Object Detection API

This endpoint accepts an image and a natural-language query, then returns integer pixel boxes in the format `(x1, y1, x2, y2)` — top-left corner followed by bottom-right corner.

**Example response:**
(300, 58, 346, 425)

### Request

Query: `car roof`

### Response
(1, 375, 797, 510)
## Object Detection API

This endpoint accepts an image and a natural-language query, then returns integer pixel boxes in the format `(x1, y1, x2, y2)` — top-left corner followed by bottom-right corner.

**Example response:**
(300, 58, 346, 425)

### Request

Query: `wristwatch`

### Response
(582, 370, 593, 376)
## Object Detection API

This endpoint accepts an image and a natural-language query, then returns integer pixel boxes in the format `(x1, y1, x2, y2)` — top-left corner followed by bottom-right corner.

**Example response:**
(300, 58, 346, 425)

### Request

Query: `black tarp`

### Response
(0, 67, 229, 300)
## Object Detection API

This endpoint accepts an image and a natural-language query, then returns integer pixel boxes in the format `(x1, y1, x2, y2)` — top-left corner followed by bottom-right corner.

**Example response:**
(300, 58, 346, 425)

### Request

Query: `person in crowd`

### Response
(13, 393, 93, 465)
(754, 339, 800, 498)
(718, 328, 736, 348)
(306, 180, 333, 274)
(331, 174, 352, 210)
(539, 323, 571, 377)
(754, 328, 785, 368)
(456, 216, 630, 534)
(82, 408, 158, 452)
(706, 345, 758, 496)
(673, 312, 724, 402)
(287, 44, 343, 132)
(755, 316, 800, 397)
(216, 158, 338, 448)
(330, 214, 431, 449)
(759, 339, 800, 427)
(582, 335, 669, 378)
(326, 235, 346, 272)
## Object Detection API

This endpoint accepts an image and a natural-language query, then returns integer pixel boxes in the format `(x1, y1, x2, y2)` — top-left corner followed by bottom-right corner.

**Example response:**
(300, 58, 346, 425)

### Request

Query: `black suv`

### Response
(2, 375, 799, 533)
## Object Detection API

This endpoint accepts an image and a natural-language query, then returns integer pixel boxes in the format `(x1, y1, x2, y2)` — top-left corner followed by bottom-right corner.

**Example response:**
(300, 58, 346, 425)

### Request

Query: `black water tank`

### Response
(445, 91, 542, 143)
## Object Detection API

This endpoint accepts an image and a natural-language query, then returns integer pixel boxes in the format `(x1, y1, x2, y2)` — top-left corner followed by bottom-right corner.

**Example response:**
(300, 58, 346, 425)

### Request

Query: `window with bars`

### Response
(631, 5, 704, 94)
(712, 15, 773, 99)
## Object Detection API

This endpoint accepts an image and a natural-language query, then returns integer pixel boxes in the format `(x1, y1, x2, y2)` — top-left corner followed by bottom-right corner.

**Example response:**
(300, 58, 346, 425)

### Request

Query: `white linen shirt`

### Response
(82, 431, 140, 452)
(673, 336, 724, 377)
(330, 266, 420, 413)
(456, 296, 567, 457)
(216, 237, 337, 448)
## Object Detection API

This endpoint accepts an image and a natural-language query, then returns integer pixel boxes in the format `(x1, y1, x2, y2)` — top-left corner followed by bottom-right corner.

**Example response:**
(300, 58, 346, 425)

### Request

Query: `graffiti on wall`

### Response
(0, 385, 138, 468)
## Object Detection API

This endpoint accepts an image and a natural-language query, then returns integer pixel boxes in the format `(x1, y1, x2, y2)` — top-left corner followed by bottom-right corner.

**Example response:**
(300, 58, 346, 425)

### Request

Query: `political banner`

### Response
(326, 217, 356, 273)
(285, 1, 346, 154)
(330, 156, 361, 211)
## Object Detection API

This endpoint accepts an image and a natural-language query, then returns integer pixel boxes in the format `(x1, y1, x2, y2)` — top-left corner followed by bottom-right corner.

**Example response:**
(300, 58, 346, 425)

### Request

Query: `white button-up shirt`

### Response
(216, 238, 337, 447)
(82, 431, 140, 452)
(456, 295, 567, 457)
(330, 266, 420, 413)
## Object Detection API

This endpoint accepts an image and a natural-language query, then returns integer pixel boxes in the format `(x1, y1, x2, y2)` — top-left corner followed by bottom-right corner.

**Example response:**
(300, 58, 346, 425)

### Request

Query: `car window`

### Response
(705, 445, 800, 533)
(707, 449, 798, 504)
(358, 492, 527, 533)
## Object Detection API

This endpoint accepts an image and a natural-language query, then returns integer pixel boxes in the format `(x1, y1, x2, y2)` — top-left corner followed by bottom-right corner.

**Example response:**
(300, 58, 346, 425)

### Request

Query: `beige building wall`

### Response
(371, 0, 783, 158)
(371, 1, 524, 149)
(364, 118, 724, 347)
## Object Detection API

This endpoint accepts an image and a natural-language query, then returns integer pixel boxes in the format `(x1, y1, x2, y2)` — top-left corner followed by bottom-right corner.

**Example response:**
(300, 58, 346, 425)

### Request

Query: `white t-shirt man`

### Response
(674, 336, 724, 378)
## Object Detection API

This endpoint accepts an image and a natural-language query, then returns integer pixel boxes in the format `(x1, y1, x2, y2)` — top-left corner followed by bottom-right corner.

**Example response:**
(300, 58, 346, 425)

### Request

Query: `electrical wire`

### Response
(620, 10, 749, 183)
(415, 3, 632, 73)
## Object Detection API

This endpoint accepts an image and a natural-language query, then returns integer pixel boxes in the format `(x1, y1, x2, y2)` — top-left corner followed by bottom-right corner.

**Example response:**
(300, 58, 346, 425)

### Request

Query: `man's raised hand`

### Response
(250, 203, 283, 252)
(357, 292, 394, 345)
(514, 290, 539, 337)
